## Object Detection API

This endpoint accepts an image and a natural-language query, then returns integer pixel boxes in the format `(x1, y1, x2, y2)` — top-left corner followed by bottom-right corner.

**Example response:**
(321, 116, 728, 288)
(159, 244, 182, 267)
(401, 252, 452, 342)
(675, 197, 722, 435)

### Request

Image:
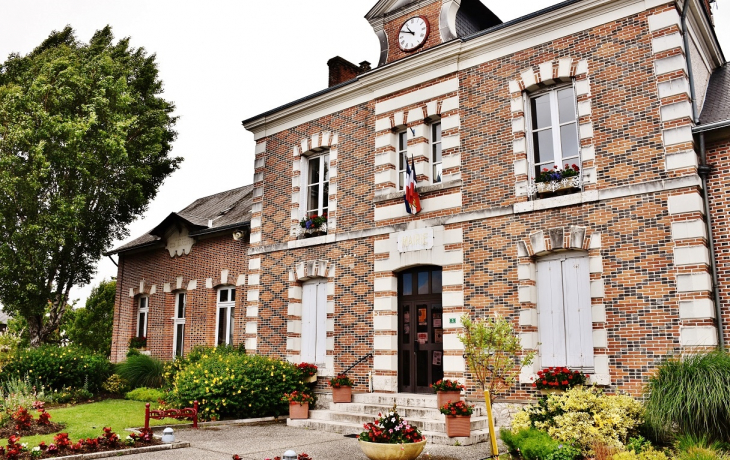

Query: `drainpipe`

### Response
(681, 0, 725, 349)
(698, 133, 725, 351)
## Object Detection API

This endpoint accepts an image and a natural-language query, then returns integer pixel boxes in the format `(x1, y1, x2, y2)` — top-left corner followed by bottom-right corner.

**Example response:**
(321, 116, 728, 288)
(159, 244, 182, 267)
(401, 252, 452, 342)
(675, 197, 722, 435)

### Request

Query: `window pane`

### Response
(531, 94, 552, 129)
(229, 307, 235, 345)
(307, 185, 319, 213)
(308, 157, 320, 184)
(323, 182, 329, 207)
(138, 313, 146, 338)
(219, 289, 228, 303)
(177, 294, 185, 318)
(558, 88, 576, 123)
(400, 171, 407, 190)
(432, 270, 442, 294)
(418, 272, 429, 295)
(218, 308, 227, 346)
(433, 163, 442, 184)
(432, 139, 442, 163)
(432, 123, 441, 142)
(323, 155, 330, 181)
(534, 129, 555, 165)
(403, 274, 412, 296)
(175, 324, 184, 357)
(560, 124, 580, 163)
(230, 289, 236, 302)
(140, 297, 147, 309)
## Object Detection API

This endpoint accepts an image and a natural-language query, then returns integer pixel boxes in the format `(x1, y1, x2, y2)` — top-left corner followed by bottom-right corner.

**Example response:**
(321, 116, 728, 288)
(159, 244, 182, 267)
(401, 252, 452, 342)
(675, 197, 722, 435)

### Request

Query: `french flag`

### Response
(404, 156, 422, 215)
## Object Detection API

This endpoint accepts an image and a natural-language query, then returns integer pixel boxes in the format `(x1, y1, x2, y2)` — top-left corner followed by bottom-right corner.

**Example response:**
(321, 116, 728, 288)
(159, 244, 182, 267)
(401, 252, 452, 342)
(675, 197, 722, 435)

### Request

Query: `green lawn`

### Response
(3, 400, 187, 447)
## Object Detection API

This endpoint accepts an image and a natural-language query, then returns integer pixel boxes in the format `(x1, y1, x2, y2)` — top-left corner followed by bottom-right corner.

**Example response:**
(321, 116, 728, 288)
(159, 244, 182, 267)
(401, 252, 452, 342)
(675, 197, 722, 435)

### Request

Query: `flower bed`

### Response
(0, 404, 62, 439)
(0, 427, 160, 459)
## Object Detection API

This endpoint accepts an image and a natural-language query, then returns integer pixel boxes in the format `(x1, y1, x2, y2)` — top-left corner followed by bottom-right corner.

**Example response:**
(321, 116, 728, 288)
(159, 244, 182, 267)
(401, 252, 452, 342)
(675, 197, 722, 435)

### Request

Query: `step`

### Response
(328, 402, 487, 419)
(309, 410, 491, 432)
(287, 418, 491, 446)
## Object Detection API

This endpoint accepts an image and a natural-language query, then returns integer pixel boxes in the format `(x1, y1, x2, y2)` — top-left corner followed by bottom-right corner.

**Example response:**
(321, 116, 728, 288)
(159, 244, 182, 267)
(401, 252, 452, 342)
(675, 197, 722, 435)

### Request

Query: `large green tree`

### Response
(65, 279, 116, 356)
(0, 26, 180, 346)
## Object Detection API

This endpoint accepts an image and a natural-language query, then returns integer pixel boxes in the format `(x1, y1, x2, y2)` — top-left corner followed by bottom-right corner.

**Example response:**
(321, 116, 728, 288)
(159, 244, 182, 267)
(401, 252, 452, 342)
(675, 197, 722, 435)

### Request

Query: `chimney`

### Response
(327, 56, 371, 87)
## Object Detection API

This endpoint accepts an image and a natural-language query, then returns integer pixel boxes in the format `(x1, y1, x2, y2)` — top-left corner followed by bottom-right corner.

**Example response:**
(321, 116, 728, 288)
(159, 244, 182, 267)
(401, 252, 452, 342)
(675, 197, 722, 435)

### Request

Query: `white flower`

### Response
(32, 447, 40, 452)
(391, 417, 396, 422)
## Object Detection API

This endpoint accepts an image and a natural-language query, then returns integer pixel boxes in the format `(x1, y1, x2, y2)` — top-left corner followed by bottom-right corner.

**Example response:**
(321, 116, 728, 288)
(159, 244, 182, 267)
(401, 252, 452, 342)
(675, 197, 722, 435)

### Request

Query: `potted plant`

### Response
(440, 400, 474, 437)
(329, 374, 354, 403)
(297, 362, 318, 383)
(431, 379, 465, 409)
(533, 163, 581, 198)
(358, 404, 426, 460)
(533, 367, 587, 394)
(282, 391, 314, 420)
(129, 336, 147, 350)
(300, 212, 328, 238)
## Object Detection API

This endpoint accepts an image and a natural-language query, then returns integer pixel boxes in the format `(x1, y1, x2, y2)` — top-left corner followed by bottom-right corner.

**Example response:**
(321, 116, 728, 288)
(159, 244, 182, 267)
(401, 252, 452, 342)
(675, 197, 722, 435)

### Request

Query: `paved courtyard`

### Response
(122, 421, 495, 460)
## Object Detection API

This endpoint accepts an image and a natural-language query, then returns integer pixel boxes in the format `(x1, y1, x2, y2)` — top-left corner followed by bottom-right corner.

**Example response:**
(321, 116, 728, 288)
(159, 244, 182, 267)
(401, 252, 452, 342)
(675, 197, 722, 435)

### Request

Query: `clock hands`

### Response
(402, 26, 415, 35)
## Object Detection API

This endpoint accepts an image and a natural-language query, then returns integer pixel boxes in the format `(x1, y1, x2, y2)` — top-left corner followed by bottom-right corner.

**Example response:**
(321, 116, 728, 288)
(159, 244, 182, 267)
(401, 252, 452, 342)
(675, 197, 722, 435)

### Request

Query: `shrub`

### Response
(163, 345, 246, 386)
(644, 352, 730, 443)
(0, 376, 46, 414)
(674, 435, 729, 460)
(125, 387, 166, 402)
(511, 386, 644, 455)
(47, 387, 93, 404)
(612, 448, 669, 460)
(117, 354, 165, 389)
(0, 345, 111, 393)
(102, 374, 129, 394)
(169, 350, 305, 420)
(129, 337, 147, 349)
(500, 428, 564, 460)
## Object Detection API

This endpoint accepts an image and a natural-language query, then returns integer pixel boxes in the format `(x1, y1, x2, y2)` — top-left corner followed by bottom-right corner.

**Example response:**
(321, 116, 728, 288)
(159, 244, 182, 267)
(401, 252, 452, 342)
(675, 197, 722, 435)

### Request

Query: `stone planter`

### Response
(304, 374, 317, 383)
(358, 439, 427, 460)
(539, 389, 565, 396)
(444, 415, 471, 437)
(436, 391, 462, 409)
(332, 386, 352, 403)
(532, 176, 581, 199)
(289, 402, 309, 419)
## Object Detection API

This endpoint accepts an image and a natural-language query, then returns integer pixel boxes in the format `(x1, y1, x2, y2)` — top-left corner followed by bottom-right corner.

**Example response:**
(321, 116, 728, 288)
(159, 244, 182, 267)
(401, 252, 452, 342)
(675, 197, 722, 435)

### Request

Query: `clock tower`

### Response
(365, 0, 502, 66)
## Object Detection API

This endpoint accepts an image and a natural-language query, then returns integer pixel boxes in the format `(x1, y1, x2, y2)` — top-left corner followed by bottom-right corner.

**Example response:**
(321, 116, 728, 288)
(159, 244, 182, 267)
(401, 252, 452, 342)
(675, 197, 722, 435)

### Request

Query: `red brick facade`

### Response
(113, 0, 727, 399)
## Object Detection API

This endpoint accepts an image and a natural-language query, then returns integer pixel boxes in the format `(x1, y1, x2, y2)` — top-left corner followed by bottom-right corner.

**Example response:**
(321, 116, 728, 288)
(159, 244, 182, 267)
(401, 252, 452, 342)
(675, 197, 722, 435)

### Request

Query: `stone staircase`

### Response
(287, 392, 493, 446)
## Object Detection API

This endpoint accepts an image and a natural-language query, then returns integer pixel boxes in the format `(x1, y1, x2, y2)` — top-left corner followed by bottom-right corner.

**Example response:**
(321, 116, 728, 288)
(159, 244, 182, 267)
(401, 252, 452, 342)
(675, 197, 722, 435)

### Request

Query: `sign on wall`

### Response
(397, 227, 434, 253)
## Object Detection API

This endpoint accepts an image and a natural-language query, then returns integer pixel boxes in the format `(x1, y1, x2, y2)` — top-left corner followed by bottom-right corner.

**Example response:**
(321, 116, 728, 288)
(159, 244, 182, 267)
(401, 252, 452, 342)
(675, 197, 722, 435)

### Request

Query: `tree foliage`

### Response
(0, 26, 179, 345)
(65, 279, 116, 356)
(459, 313, 535, 401)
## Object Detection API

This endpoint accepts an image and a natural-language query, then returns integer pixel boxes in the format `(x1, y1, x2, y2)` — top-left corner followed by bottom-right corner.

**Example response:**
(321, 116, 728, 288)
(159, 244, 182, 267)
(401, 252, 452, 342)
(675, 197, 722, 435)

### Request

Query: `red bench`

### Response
(144, 401, 199, 430)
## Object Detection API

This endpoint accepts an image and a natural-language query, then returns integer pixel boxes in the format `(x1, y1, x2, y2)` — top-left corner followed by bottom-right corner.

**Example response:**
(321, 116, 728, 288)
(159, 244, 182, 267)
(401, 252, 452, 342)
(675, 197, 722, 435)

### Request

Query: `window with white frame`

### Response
(431, 122, 442, 184)
(301, 280, 327, 364)
(137, 296, 148, 338)
(216, 287, 236, 346)
(536, 253, 594, 370)
(397, 130, 408, 191)
(527, 85, 580, 180)
(173, 292, 186, 358)
(305, 153, 329, 219)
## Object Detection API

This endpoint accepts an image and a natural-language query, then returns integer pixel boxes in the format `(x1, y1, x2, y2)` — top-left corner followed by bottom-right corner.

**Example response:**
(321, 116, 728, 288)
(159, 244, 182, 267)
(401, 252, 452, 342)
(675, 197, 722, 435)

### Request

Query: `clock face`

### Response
(398, 16, 430, 52)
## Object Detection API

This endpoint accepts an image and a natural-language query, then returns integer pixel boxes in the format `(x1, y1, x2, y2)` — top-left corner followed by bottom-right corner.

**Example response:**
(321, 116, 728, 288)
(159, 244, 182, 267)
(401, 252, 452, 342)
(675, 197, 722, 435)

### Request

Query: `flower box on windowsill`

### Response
(295, 222, 328, 240)
(529, 176, 582, 199)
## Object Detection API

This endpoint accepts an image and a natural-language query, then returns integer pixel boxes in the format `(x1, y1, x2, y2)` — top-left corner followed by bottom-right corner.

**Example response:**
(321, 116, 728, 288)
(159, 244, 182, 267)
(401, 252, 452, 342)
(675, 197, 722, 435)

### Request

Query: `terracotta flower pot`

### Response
(289, 402, 309, 419)
(444, 415, 471, 437)
(436, 391, 462, 409)
(332, 385, 352, 403)
(358, 439, 427, 460)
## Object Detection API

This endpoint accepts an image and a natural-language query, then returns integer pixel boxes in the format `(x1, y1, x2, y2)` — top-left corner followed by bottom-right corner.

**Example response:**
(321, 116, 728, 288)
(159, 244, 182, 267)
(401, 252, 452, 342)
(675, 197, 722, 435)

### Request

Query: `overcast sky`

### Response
(1, 0, 729, 308)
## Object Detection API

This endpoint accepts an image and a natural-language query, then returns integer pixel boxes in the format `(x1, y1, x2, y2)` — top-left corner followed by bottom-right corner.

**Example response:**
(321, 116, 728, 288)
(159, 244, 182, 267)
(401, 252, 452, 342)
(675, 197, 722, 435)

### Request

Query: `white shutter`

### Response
(537, 259, 567, 367)
(562, 257, 594, 368)
(301, 283, 317, 362)
(315, 282, 327, 364)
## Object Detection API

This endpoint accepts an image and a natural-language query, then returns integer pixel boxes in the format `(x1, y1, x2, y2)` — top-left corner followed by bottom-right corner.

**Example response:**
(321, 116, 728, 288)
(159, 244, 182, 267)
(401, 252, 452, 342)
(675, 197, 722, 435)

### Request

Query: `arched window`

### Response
(216, 287, 236, 346)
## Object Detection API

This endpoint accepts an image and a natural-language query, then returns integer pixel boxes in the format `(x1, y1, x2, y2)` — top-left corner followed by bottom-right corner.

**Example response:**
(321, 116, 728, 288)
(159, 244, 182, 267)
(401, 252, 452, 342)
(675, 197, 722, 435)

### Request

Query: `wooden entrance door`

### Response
(398, 267, 444, 394)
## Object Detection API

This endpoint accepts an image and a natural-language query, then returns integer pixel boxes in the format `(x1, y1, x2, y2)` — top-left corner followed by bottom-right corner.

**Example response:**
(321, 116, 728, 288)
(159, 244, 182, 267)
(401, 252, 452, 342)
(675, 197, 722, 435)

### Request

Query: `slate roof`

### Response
(107, 184, 254, 255)
(699, 65, 730, 127)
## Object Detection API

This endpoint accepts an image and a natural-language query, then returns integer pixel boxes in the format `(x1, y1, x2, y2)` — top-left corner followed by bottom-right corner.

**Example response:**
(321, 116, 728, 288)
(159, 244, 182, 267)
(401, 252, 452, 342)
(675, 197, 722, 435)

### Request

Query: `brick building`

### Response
(111, 0, 729, 406)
